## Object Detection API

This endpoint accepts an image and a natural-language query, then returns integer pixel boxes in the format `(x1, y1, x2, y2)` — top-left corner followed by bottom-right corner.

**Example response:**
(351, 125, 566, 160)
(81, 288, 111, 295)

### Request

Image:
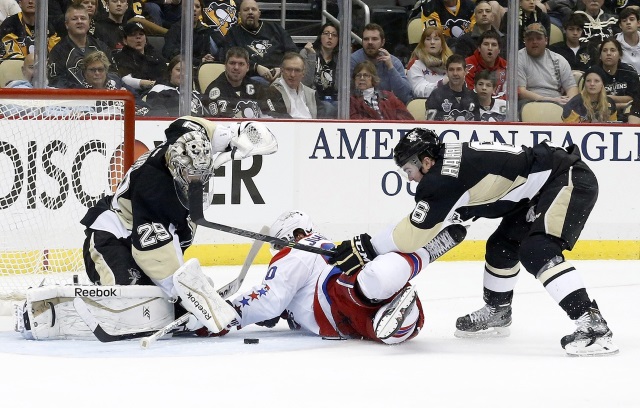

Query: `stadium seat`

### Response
(408, 18, 424, 46)
(520, 101, 564, 123)
(0, 60, 24, 87)
(574, 71, 584, 90)
(406, 98, 427, 120)
(549, 24, 564, 45)
(197, 62, 225, 93)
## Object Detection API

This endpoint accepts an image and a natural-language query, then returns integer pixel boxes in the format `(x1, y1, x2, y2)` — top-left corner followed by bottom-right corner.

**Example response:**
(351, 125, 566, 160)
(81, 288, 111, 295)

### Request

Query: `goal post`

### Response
(0, 88, 136, 306)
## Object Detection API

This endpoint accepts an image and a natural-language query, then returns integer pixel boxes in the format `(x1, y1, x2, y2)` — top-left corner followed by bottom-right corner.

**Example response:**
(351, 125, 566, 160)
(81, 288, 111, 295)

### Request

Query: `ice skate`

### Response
(561, 300, 619, 357)
(424, 224, 467, 261)
(454, 303, 512, 338)
(374, 285, 417, 340)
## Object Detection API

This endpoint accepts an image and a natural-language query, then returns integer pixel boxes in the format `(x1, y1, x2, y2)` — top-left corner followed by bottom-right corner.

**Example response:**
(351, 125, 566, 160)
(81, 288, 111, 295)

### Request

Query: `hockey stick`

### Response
(140, 228, 267, 349)
(188, 181, 335, 257)
(73, 298, 156, 342)
(216, 225, 269, 299)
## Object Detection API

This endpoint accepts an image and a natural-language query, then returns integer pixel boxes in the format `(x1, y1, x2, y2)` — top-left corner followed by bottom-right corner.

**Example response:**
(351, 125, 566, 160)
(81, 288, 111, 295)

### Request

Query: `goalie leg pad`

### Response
(18, 285, 175, 340)
(173, 259, 239, 333)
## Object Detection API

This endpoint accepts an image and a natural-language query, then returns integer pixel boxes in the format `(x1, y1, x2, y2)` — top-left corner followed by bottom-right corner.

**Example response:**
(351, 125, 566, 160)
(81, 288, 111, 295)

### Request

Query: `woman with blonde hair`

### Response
(562, 66, 617, 123)
(406, 26, 453, 98)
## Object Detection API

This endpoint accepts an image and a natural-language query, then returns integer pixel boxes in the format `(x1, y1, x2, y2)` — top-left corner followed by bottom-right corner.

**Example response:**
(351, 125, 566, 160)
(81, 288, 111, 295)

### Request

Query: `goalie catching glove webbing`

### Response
(329, 233, 377, 275)
(213, 121, 278, 169)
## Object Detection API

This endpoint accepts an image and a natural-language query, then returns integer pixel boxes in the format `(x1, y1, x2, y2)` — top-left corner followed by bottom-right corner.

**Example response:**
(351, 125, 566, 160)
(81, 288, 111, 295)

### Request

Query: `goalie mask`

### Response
(166, 131, 214, 208)
(269, 211, 315, 252)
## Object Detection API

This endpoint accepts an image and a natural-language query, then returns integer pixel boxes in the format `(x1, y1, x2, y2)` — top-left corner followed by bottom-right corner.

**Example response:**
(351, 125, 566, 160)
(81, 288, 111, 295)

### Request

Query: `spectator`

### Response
(0, 0, 61, 60)
(465, 30, 507, 98)
(0, 0, 20, 24)
(163, 0, 224, 67)
(626, 96, 640, 123)
(349, 60, 414, 121)
(541, 0, 579, 28)
(143, 0, 181, 28)
(406, 26, 453, 98)
(549, 13, 598, 74)
(300, 22, 340, 116)
(80, 50, 125, 90)
(72, 0, 98, 37)
(48, 0, 72, 37)
(562, 65, 617, 122)
(6, 52, 34, 88)
(574, 0, 618, 46)
(200, 0, 237, 35)
(203, 46, 289, 118)
(94, 0, 129, 52)
(475, 69, 506, 121)
(48, 3, 114, 88)
(145, 55, 208, 117)
(615, 7, 640, 75)
(350, 23, 413, 104)
(454, 0, 505, 58)
(271, 52, 325, 119)
(596, 37, 640, 112)
(419, 0, 476, 43)
(517, 23, 578, 108)
(500, 0, 551, 49)
(426, 53, 478, 121)
(223, 0, 298, 83)
(113, 21, 166, 94)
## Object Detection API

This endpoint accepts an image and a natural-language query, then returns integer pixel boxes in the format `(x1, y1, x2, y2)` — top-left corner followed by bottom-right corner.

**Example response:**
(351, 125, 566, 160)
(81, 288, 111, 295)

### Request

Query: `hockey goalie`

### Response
(15, 116, 277, 340)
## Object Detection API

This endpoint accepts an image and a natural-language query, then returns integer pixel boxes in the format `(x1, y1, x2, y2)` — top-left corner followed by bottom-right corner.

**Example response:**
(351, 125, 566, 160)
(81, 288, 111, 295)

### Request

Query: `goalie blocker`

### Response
(15, 285, 175, 340)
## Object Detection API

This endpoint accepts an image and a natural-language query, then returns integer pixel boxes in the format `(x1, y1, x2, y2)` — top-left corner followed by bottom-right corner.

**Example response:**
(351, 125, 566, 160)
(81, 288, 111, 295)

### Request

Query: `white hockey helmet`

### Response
(269, 211, 315, 251)
(165, 131, 214, 207)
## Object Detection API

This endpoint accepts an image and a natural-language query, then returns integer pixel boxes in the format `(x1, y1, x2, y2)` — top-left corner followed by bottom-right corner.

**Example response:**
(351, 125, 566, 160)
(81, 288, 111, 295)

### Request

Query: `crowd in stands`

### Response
(1, 0, 640, 123)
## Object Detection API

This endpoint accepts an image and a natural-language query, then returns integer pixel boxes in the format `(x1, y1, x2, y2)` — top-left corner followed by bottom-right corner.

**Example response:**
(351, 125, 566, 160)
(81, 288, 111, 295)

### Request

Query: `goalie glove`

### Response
(213, 121, 278, 169)
(329, 234, 377, 275)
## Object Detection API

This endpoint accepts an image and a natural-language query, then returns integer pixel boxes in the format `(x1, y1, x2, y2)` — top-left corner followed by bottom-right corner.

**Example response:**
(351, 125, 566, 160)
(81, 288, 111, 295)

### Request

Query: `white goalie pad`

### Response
(16, 285, 175, 340)
(173, 259, 239, 333)
(213, 121, 278, 169)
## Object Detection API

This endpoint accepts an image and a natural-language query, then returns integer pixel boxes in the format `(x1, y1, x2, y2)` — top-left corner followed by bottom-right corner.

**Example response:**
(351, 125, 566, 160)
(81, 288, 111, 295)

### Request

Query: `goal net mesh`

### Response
(0, 89, 134, 306)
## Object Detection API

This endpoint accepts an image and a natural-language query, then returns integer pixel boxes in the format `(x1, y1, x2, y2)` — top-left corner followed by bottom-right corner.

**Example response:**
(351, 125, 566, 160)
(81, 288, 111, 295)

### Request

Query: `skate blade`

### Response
(564, 338, 620, 357)
(375, 286, 417, 340)
(454, 326, 510, 339)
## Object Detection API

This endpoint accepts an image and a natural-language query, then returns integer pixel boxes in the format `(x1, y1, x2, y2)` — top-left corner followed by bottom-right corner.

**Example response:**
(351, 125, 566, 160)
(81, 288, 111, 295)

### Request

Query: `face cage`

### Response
(173, 170, 213, 210)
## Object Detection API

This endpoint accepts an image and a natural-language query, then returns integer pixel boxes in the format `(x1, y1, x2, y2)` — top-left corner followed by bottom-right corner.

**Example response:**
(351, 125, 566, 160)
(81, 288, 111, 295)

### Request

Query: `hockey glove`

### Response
(329, 234, 377, 275)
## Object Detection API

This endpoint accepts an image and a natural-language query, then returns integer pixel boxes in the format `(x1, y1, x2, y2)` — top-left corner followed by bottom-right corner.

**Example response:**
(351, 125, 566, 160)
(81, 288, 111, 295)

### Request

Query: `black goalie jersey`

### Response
(80, 138, 195, 280)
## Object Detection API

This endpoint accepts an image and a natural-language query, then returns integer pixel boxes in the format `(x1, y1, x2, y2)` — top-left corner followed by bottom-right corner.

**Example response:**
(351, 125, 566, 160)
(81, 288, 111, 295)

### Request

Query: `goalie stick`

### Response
(188, 181, 335, 257)
(140, 227, 268, 349)
(73, 298, 156, 342)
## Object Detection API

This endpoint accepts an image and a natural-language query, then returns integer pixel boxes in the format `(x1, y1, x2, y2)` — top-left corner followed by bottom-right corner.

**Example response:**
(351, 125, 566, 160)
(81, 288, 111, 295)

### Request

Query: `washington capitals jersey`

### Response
(230, 234, 336, 333)
(80, 140, 195, 281)
(224, 21, 298, 68)
(383, 142, 582, 254)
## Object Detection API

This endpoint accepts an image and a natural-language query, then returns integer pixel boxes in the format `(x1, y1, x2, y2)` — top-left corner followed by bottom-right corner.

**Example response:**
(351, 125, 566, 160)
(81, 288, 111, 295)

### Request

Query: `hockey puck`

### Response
(244, 338, 259, 344)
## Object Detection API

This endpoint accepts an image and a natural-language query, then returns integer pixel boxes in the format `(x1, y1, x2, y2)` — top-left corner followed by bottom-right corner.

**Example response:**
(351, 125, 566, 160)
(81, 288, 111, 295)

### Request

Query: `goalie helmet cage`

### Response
(0, 88, 135, 311)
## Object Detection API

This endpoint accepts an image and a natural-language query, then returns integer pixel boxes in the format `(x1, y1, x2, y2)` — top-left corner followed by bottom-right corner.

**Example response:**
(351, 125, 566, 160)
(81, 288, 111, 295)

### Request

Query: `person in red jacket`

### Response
(350, 60, 414, 121)
(464, 30, 507, 99)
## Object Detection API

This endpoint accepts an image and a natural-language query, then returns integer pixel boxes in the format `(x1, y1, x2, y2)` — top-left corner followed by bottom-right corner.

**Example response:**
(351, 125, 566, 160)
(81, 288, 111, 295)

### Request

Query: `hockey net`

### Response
(0, 89, 135, 311)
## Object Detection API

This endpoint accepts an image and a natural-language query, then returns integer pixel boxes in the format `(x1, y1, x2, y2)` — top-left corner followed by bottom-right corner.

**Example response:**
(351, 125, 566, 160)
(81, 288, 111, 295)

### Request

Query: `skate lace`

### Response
(468, 305, 494, 324)
(424, 230, 457, 261)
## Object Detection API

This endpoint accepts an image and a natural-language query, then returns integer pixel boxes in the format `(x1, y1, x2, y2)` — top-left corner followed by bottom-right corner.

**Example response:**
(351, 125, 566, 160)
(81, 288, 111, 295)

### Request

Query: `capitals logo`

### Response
(202, 1, 238, 35)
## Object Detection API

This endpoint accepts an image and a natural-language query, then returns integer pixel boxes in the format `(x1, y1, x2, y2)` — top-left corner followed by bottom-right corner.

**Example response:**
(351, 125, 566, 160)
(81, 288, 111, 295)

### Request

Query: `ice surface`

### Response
(1, 260, 638, 408)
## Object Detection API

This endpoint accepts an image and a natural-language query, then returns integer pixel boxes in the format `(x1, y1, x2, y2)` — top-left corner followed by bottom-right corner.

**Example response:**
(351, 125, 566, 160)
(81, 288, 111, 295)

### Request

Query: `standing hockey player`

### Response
(329, 128, 618, 356)
(201, 210, 466, 344)
(80, 116, 277, 334)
